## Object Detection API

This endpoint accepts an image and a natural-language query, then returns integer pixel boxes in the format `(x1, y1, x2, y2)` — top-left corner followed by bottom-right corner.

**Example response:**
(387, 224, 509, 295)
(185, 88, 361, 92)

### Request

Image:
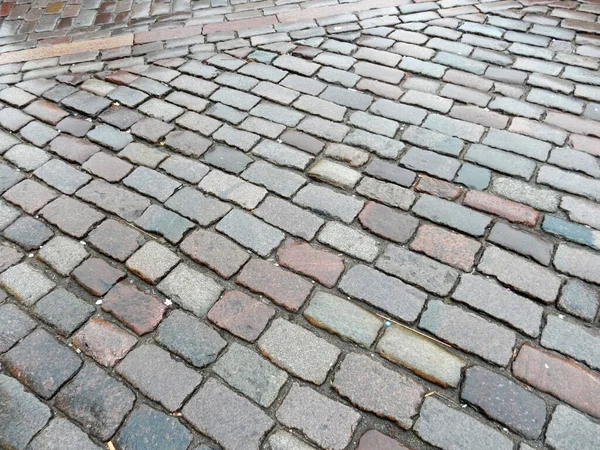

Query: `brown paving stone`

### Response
(49, 135, 99, 164)
(415, 175, 463, 200)
(277, 239, 344, 288)
(72, 258, 126, 296)
(24, 99, 69, 125)
(464, 190, 540, 227)
(102, 282, 166, 335)
(73, 317, 137, 367)
(3, 179, 58, 214)
(513, 344, 600, 418)
(39, 196, 105, 238)
(410, 224, 481, 271)
(357, 430, 410, 450)
(237, 258, 313, 312)
(87, 219, 144, 262)
(208, 290, 275, 342)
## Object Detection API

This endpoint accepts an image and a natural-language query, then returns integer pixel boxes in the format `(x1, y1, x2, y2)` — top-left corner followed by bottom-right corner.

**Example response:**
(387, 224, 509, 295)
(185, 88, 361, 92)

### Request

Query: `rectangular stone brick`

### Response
(356, 177, 415, 210)
(421, 299, 517, 366)
(488, 222, 553, 266)
(513, 344, 600, 418)
(483, 129, 551, 161)
(546, 405, 600, 450)
(293, 184, 363, 223)
(400, 147, 461, 181)
(463, 190, 539, 227)
(278, 239, 344, 288)
(465, 144, 536, 180)
(410, 224, 480, 271)
(75, 180, 150, 222)
(478, 246, 562, 303)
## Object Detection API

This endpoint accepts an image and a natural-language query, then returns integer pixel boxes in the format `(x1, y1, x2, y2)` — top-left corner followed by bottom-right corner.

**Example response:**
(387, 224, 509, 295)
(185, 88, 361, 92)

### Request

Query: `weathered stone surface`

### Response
(73, 317, 137, 367)
(541, 314, 600, 370)
(0, 303, 35, 353)
(356, 430, 409, 450)
(29, 417, 102, 450)
(126, 241, 180, 285)
(546, 405, 600, 450)
(33, 288, 94, 336)
(277, 240, 344, 288)
(72, 258, 125, 296)
(0, 263, 55, 306)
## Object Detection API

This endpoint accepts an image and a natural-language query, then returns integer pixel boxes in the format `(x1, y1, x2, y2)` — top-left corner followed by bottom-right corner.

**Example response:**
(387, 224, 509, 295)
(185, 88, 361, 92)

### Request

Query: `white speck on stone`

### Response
(95, 300, 102, 305)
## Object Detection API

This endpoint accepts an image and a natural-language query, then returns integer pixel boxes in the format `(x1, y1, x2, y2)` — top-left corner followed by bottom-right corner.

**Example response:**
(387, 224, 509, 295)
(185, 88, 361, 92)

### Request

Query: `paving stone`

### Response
(410, 224, 480, 271)
(333, 353, 424, 428)
(546, 405, 600, 450)
(117, 344, 202, 412)
(478, 245, 561, 303)
(491, 176, 560, 212)
(34, 159, 91, 195)
(37, 236, 88, 276)
(160, 155, 209, 184)
(325, 143, 369, 168)
(49, 135, 99, 164)
(558, 279, 599, 322)
(251, 140, 312, 171)
(420, 299, 516, 366)
(28, 417, 102, 450)
(123, 167, 180, 202)
(538, 165, 600, 203)
(216, 209, 284, 257)
(39, 193, 104, 237)
(82, 152, 133, 182)
(72, 317, 137, 367)
(76, 179, 151, 222)
(561, 196, 600, 231)
(3, 179, 57, 214)
(156, 309, 226, 368)
(464, 190, 539, 227)
(203, 145, 252, 174)
(483, 128, 551, 161)
(489, 222, 553, 265)
(554, 243, 600, 285)
(183, 378, 274, 450)
(413, 194, 491, 237)
(402, 125, 463, 157)
(0, 263, 55, 306)
(279, 130, 324, 155)
(464, 144, 536, 180)
(125, 241, 180, 285)
(87, 124, 133, 150)
(3, 216, 53, 251)
(98, 106, 143, 130)
(293, 184, 363, 224)
(276, 383, 360, 450)
(358, 201, 417, 243)
(55, 363, 135, 440)
(134, 205, 193, 244)
(0, 131, 20, 155)
(542, 215, 600, 251)
(241, 161, 305, 198)
(297, 115, 350, 142)
(513, 344, 600, 418)
(277, 238, 343, 286)
(317, 221, 379, 262)
(158, 263, 223, 317)
(115, 404, 193, 450)
(165, 187, 231, 227)
(415, 397, 513, 450)
(0, 374, 51, 450)
(0, 303, 35, 353)
(130, 117, 175, 143)
(3, 328, 81, 399)
(0, 241, 22, 272)
(356, 430, 409, 450)
(62, 90, 111, 116)
(87, 219, 143, 262)
(72, 258, 125, 296)
(266, 430, 317, 450)
(4, 144, 50, 171)
(199, 170, 267, 209)
(107, 85, 149, 107)
(541, 314, 600, 370)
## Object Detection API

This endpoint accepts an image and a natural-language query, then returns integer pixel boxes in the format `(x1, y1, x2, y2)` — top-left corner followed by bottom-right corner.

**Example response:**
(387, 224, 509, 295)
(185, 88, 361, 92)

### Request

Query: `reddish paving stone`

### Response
(410, 224, 481, 271)
(24, 99, 69, 125)
(237, 258, 313, 312)
(180, 229, 250, 279)
(415, 175, 463, 200)
(357, 430, 411, 450)
(208, 290, 275, 342)
(358, 201, 419, 244)
(72, 258, 126, 296)
(73, 317, 137, 367)
(87, 219, 144, 262)
(104, 71, 139, 86)
(82, 152, 133, 182)
(277, 239, 345, 288)
(55, 363, 135, 441)
(39, 195, 105, 238)
(3, 179, 58, 214)
(102, 282, 167, 335)
(513, 344, 600, 419)
(464, 191, 540, 227)
(49, 135, 99, 163)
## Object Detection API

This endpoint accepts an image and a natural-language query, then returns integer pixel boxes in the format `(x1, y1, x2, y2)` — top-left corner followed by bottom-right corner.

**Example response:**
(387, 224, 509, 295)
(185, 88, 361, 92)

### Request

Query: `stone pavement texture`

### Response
(1, 0, 600, 449)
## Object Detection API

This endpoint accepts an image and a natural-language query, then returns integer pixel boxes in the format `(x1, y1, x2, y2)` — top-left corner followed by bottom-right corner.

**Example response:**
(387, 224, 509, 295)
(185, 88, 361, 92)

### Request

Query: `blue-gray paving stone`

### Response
(0, 374, 51, 450)
(465, 144, 536, 180)
(294, 184, 364, 224)
(0, 163, 25, 193)
(3, 216, 54, 251)
(29, 417, 102, 450)
(2, 328, 82, 399)
(33, 288, 94, 337)
(239, 62, 287, 82)
(207, 103, 248, 125)
(33, 159, 92, 195)
(0, 130, 20, 154)
(488, 222, 553, 266)
(455, 163, 491, 189)
(99, 106, 143, 130)
(134, 204, 194, 244)
(461, 366, 547, 439)
(483, 129, 551, 161)
(0, 303, 36, 353)
(123, 167, 181, 202)
(116, 404, 192, 450)
(0, 201, 20, 231)
(400, 147, 461, 181)
(19, 121, 59, 147)
(537, 165, 600, 203)
(62, 91, 111, 116)
(216, 209, 285, 257)
(369, 99, 427, 125)
(215, 73, 260, 92)
(542, 216, 600, 250)
(204, 145, 253, 174)
(399, 56, 446, 78)
(402, 126, 463, 156)
(210, 87, 261, 111)
(156, 309, 226, 368)
(433, 52, 487, 75)
(241, 161, 306, 197)
(87, 124, 134, 150)
(549, 147, 600, 179)
(0, 107, 33, 132)
(250, 102, 304, 127)
(319, 85, 373, 110)
(107, 86, 149, 107)
(546, 405, 600, 450)
(558, 279, 599, 322)
(413, 194, 491, 236)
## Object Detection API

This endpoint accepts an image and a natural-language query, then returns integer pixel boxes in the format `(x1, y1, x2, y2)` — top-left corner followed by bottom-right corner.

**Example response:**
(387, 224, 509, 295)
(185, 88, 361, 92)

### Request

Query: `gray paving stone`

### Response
(165, 130, 212, 158)
(123, 167, 181, 202)
(0, 303, 35, 353)
(37, 236, 88, 276)
(478, 246, 561, 303)
(561, 196, 600, 231)
(318, 221, 379, 262)
(157, 263, 223, 317)
(116, 344, 202, 411)
(0, 374, 51, 450)
(160, 155, 210, 184)
(240, 62, 287, 82)
(87, 219, 144, 262)
(165, 186, 231, 226)
(541, 314, 600, 370)
(258, 318, 340, 385)
(483, 129, 551, 161)
(199, 170, 267, 209)
(115, 405, 192, 450)
(29, 417, 102, 450)
(134, 205, 194, 244)
(465, 144, 536, 180)
(252, 140, 313, 170)
(75, 180, 150, 222)
(87, 124, 133, 150)
(0, 163, 25, 194)
(183, 378, 274, 450)
(281, 73, 326, 95)
(453, 274, 543, 337)
(297, 116, 350, 142)
(538, 165, 600, 202)
(546, 405, 600, 450)
(363, 158, 415, 187)
(343, 129, 405, 159)
(558, 279, 599, 322)
(293, 184, 364, 223)
(254, 196, 324, 240)
(4, 144, 50, 171)
(34, 159, 91, 195)
(488, 222, 553, 265)
(542, 215, 600, 251)
(320, 85, 373, 110)
(400, 147, 461, 181)
(412, 194, 491, 237)
(62, 91, 111, 116)
(241, 161, 305, 197)
(119, 142, 168, 168)
(402, 90, 453, 114)
(491, 177, 560, 212)
(420, 299, 516, 366)
(33, 288, 93, 337)
(416, 398, 513, 450)
(251, 102, 304, 127)
(213, 342, 287, 407)
(339, 264, 427, 322)
(157, 309, 226, 368)
(217, 209, 284, 257)
(204, 145, 252, 174)
(348, 111, 399, 138)
(3, 216, 53, 251)
(126, 241, 180, 284)
(265, 431, 316, 450)
(369, 99, 427, 125)
(293, 95, 346, 121)
(0, 263, 55, 306)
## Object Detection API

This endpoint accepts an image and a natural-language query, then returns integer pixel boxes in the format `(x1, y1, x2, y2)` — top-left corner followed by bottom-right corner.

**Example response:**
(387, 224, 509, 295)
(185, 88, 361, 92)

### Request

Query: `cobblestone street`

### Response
(1, 0, 600, 449)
